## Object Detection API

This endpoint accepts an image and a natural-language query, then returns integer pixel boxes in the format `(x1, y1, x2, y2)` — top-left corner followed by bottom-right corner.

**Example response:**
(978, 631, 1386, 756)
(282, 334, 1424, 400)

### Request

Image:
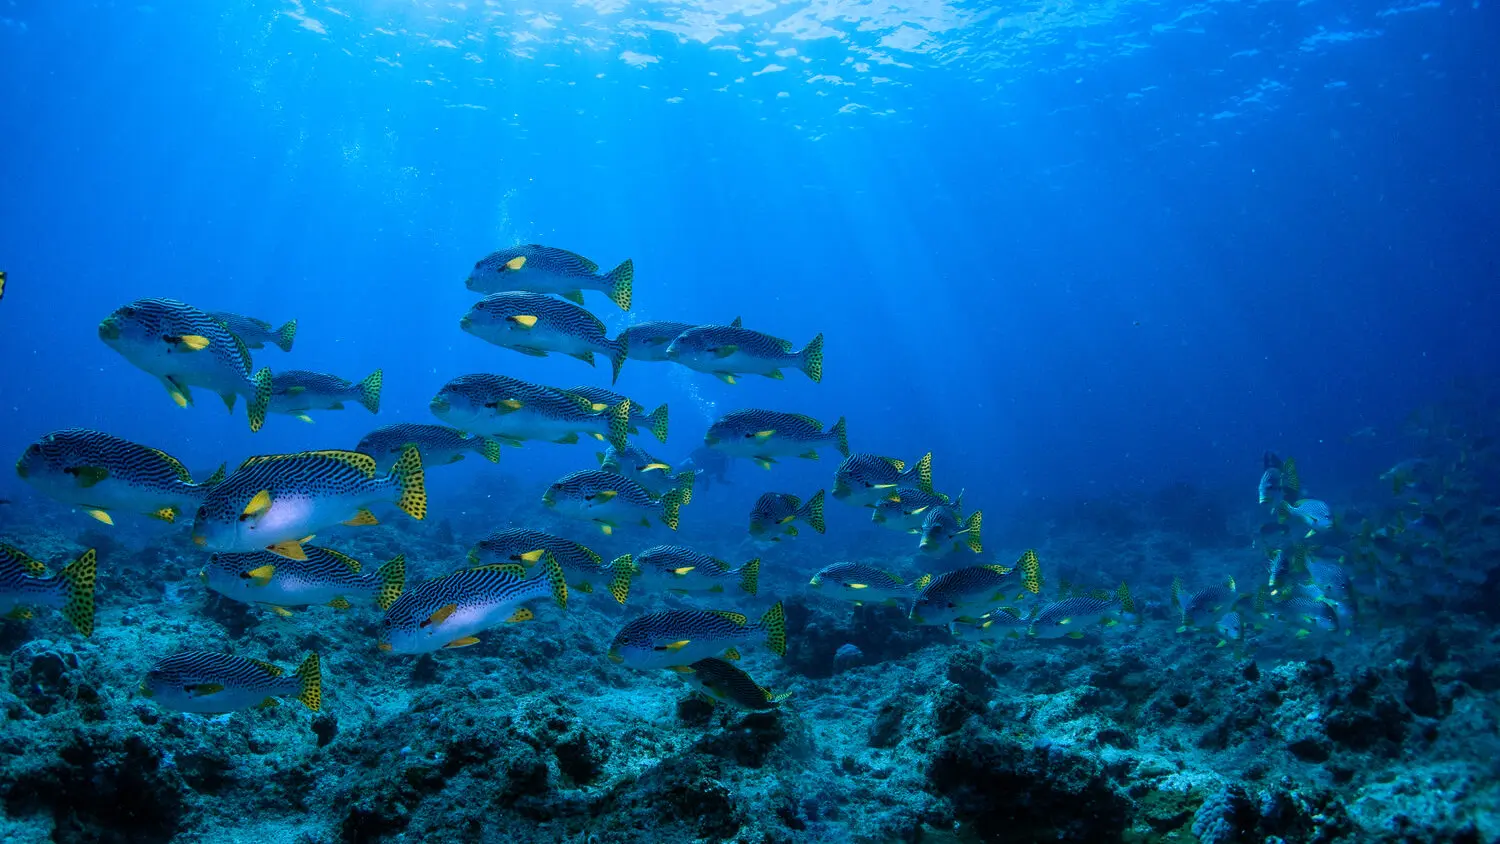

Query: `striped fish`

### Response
(872, 487, 956, 534)
(190, 448, 426, 561)
(704, 409, 849, 469)
(16, 428, 226, 525)
(910, 551, 1043, 626)
(1028, 584, 1134, 639)
(665, 324, 823, 384)
(379, 554, 568, 654)
(356, 423, 501, 468)
(468, 528, 632, 604)
(680, 658, 792, 711)
(141, 651, 321, 714)
(918, 497, 982, 557)
(268, 369, 382, 422)
(429, 374, 630, 450)
(608, 602, 787, 671)
(949, 608, 1029, 644)
(832, 452, 934, 507)
(98, 298, 272, 431)
(620, 321, 696, 362)
(208, 311, 297, 352)
(0, 545, 97, 637)
(465, 245, 633, 311)
(633, 545, 760, 597)
(808, 562, 929, 607)
(460, 292, 629, 384)
(203, 547, 405, 613)
(542, 469, 692, 535)
(597, 443, 682, 498)
(1172, 576, 1239, 633)
(565, 385, 669, 444)
(749, 490, 826, 541)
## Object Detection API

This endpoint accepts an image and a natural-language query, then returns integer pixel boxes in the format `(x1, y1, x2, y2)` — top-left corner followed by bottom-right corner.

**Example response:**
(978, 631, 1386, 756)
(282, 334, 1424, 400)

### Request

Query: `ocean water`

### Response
(1, 1, 1499, 843)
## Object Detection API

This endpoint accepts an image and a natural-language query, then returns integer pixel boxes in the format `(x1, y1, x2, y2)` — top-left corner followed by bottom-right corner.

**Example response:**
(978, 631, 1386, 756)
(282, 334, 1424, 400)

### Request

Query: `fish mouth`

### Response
(459, 315, 473, 331)
(703, 435, 719, 446)
(430, 397, 450, 414)
(198, 568, 207, 583)
(541, 490, 556, 507)
(607, 650, 623, 664)
(15, 459, 27, 479)
(98, 317, 121, 342)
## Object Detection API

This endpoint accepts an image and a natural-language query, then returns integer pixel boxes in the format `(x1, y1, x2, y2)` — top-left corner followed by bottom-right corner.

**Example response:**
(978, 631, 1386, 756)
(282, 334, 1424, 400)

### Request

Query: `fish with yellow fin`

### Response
(542, 469, 691, 535)
(0, 545, 97, 637)
(16, 428, 225, 525)
(469, 528, 633, 604)
(704, 409, 849, 469)
(379, 553, 568, 654)
(460, 293, 629, 383)
(465, 245, 633, 311)
(202, 547, 406, 613)
(141, 651, 321, 714)
(665, 324, 823, 384)
(268, 369, 382, 423)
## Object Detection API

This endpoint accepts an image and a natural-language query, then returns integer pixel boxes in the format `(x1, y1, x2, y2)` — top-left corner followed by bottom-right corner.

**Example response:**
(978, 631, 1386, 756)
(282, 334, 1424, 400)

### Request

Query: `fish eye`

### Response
(550, 483, 562, 490)
(584, 494, 595, 501)
(706, 346, 719, 353)
(474, 260, 484, 269)
(742, 433, 756, 439)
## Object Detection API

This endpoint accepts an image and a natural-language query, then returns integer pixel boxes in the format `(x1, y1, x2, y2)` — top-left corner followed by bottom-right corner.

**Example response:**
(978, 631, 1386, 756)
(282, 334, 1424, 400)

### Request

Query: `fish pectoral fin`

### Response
(444, 637, 482, 648)
(713, 345, 739, 359)
(72, 465, 109, 487)
(667, 665, 695, 674)
(245, 564, 276, 587)
(170, 334, 211, 351)
(553, 433, 580, 444)
(285, 386, 307, 395)
(595, 490, 618, 502)
(422, 603, 459, 627)
(343, 508, 380, 527)
(507, 314, 538, 329)
(162, 376, 193, 407)
(295, 415, 315, 424)
(664, 640, 691, 651)
(506, 256, 526, 270)
(753, 458, 775, 470)
(327, 597, 352, 610)
(243, 489, 273, 518)
(505, 608, 535, 623)
(191, 683, 225, 696)
(714, 372, 737, 385)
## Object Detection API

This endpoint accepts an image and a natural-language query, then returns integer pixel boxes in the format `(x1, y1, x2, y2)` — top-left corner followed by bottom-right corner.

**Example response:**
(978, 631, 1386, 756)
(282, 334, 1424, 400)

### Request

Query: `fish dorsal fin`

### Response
(709, 610, 748, 625)
(322, 548, 362, 573)
(982, 564, 1013, 576)
(889, 572, 904, 585)
(472, 564, 528, 578)
(238, 450, 377, 478)
(0, 544, 49, 576)
(787, 413, 823, 429)
(247, 659, 285, 677)
(150, 448, 194, 483)
(883, 456, 906, 472)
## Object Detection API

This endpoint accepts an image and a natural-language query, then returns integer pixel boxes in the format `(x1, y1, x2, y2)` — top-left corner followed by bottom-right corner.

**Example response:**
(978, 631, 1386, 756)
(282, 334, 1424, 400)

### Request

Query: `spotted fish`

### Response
(910, 550, 1043, 626)
(1028, 584, 1134, 639)
(379, 554, 568, 654)
(141, 651, 321, 714)
(1172, 576, 1239, 633)
(203, 547, 406, 613)
(749, 490, 826, 541)
(1279, 498, 1334, 538)
(208, 311, 297, 352)
(1259, 455, 1299, 506)
(832, 452, 934, 508)
(633, 545, 760, 597)
(468, 528, 632, 604)
(918, 497, 983, 557)
(98, 298, 272, 431)
(565, 385, 669, 444)
(704, 410, 849, 469)
(16, 428, 226, 525)
(460, 292, 629, 384)
(873, 487, 956, 534)
(665, 325, 823, 384)
(191, 448, 426, 560)
(268, 369, 382, 422)
(608, 602, 787, 671)
(808, 562, 930, 607)
(598, 442, 678, 497)
(466, 245, 633, 311)
(680, 658, 792, 711)
(0, 545, 97, 637)
(542, 469, 691, 535)
(429, 374, 630, 449)
(356, 423, 502, 468)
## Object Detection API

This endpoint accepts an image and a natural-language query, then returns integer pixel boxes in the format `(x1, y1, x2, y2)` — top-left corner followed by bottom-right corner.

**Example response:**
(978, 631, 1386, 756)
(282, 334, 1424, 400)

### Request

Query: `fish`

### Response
(202, 547, 406, 613)
(468, 528, 633, 603)
(749, 490, 826, 541)
(949, 608, 1028, 644)
(918, 497, 983, 557)
(679, 658, 792, 711)
(665, 324, 823, 385)
(1214, 611, 1246, 649)
(465, 245, 633, 311)
(429, 374, 631, 450)
(1270, 595, 1341, 636)
(808, 562, 930, 607)
(872, 487, 957, 534)
(619, 321, 695, 362)
(608, 602, 787, 671)
(16, 428, 226, 525)
(190, 447, 426, 560)
(542, 469, 691, 535)
(0, 546, 97, 637)
(379, 554, 569, 654)
(1278, 499, 1334, 538)
(633, 545, 760, 597)
(704, 410, 849, 469)
(565, 386, 668, 444)
(356, 423, 502, 468)
(832, 452, 935, 507)
(1380, 458, 1437, 498)
(909, 550, 1043, 626)
(1027, 584, 1134, 639)
(598, 443, 679, 497)
(98, 298, 273, 431)
(1265, 547, 1292, 595)
(1259, 455, 1299, 506)
(1172, 576, 1239, 633)
(460, 292, 629, 384)
(207, 311, 297, 352)
(141, 651, 321, 714)
(268, 369, 382, 422)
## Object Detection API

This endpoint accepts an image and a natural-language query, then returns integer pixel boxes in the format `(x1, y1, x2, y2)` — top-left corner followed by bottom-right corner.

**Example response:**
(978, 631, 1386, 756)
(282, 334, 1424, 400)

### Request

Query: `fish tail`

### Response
(905, 452, 935, 495)
(607, 555, 634, 604)
(1117, 581, 1136, 616)
(829, 416, 849, 458)
(389, 446, 427, 521)
(760, 601, 787, 657)
(1017, 549, 1041, 593)
(608, 335, 629, 385)
(274, 319, 298, 353)
(660, 488, 686, 530)
(357, 369, 383, 414)
(294, 652, 322, 711)
(798, 332, 825, 383)
(646, 403, 669, 444)
(800, 489, 827, 534)
(248, 367, 273, 433)
(540, 551, 569, 609)
(1282, 457, 1300, 496)
(373, 554, 406, 611)
(57, 549, 98, 637)
(964, 510, 984, 554)
(673, 470, 696, 506)
(604, 258, 634, 311)
(603, 400, 632, 452)
(738, 558, 761, 596)
(477, 436, 502, 463)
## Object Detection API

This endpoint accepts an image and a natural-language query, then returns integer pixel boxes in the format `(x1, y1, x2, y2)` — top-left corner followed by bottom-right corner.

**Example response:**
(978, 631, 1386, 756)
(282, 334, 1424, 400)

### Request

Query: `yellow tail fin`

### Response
(389, 446, 427, 520)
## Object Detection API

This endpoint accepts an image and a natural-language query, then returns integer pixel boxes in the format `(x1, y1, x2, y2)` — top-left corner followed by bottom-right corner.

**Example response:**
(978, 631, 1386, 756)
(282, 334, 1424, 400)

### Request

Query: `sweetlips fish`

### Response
(679, 658, 792, 711)
(620, 321, 695, 362)
(598, 443, 678, 497)
(565, 385, 669, 444)
(633, 545, 760, 597)
(748, 490, 826, 540)
(203, 547, 406, 614)
(1269, 591, 1341, 636)
(208, 311, 297, 352)
(910, 550, 1043, 626)
(873, 487, 956, 534)
(0, 545, 97, 637)
(465, 245, 633, 311)
(429, 374, 630, 450)
(542, 468, 691, 535)
(1172, 576, 1239, 633)
(704, 409, 849, 469)
(356, 423, 502, 468)
(460, 292, 629, 383)
(268, 369, 382, 422)
(1027, 583, 1134, 639)
(949, 608, 1028, 644)
(1279, 498, 1334, 538)
(379, 554, 568, 654)
(191, 447, 426, 561)
(665, 324, 823, 384)
(918, 497, 982, 557)
(832, 452, 934, 507)
(98, 298, 272, 431)
(1259, 454, 1299, 506)
(608, 602, 787, 671)
(469, 528, 633, 604)
(16, 428, 226, 525)
(808, 562, 930, 607)
(141, 651, 321, 714)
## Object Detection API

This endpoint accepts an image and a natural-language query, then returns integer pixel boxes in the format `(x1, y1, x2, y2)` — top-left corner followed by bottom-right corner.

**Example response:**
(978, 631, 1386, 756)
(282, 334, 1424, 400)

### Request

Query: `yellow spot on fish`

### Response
(506, 256, 526, 270)
(444, 636, 481, 648)
(245, 564, 275, 587)
(424, 604, 458, 627)
(505, 608, 534, 623)
(508, 314, 538, 329)
(87, 509, 114, 525)
(664, 640, 691, 651)
(243, 490, 272, 518)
